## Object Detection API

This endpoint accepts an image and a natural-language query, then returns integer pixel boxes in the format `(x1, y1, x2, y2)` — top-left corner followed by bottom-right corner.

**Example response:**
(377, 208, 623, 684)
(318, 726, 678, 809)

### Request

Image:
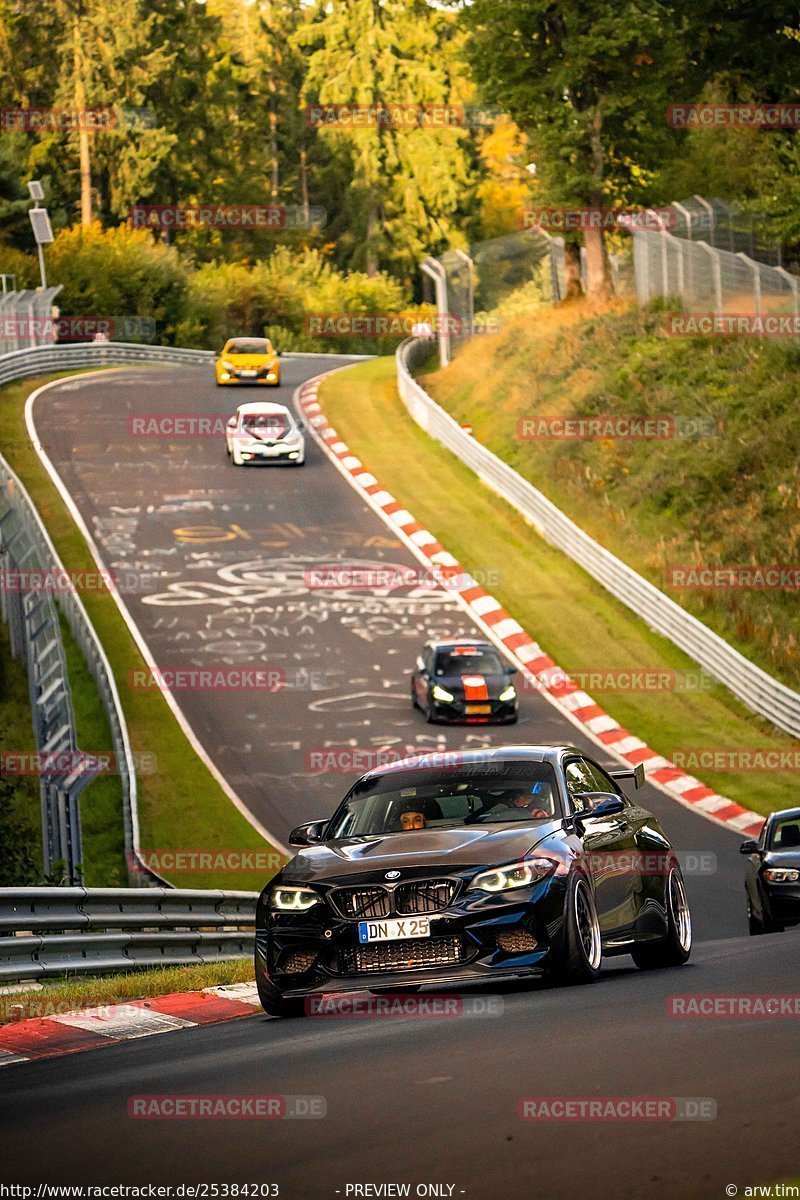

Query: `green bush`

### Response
(2, 231, 435, 354)
(43, 224, 191, 344)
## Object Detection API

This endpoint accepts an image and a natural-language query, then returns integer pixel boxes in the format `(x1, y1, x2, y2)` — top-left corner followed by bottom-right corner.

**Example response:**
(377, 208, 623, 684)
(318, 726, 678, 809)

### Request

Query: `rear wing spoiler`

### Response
(609, 763, 645, 790)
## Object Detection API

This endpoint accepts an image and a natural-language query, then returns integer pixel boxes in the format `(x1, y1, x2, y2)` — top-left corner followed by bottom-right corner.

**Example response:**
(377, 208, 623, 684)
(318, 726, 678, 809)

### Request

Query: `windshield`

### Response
(434, 646, 504, 676)
(327, 764, 560, 838)
(769, 818, 800, 850)
(227, 340, 272, 355)
(241, 413, 289, 436)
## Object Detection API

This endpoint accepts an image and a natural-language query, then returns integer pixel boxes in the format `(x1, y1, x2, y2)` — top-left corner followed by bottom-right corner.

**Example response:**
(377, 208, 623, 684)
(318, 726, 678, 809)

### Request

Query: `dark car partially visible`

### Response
(741, 807, 800, 934)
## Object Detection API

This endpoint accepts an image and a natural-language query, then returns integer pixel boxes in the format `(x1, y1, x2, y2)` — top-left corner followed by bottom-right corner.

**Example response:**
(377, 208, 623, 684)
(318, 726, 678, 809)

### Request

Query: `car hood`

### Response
(433, 672, 512, 699)
(284, 822, 560, 883)
(763, 850, 800, 870)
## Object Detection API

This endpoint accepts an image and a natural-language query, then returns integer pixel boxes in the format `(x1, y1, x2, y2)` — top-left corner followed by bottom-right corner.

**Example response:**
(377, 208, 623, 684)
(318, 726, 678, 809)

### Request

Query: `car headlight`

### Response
(498, 685, 516, 702)
(432, 684, 454, 703)
(221, 360, 234, 371)
(763, 867, 800, 883)
(469, 857, 556, 893)
(269, 886, 319, 911)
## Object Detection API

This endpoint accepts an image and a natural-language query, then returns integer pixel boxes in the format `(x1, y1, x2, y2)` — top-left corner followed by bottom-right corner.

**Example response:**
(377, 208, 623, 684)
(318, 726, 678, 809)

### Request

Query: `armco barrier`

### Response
(0, 344, 235, 887)
(0, 341, 368, 888)
(0, 887, 258, 982)
(396, 336, 800, 740)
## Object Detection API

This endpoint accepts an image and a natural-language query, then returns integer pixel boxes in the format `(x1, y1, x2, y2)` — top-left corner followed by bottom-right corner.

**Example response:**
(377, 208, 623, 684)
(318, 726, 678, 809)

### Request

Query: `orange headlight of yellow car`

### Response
(215, 337, 281, 386)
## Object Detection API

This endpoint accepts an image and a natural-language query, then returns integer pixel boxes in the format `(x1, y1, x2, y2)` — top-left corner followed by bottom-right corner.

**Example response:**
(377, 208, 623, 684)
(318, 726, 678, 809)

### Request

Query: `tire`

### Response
(748, 893, 783, 935)
(748, 898, 764, 935)
(631, 865, 692, 969)
(551, 876, 602, 985)
(255, 969, 306, 1018)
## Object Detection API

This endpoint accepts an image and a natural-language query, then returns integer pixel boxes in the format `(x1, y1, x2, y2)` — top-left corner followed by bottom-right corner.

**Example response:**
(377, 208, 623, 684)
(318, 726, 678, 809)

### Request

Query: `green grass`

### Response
(424, 299, 800, 692)
(0, 958, 253, 1024)
(58, 611, 127, 886)
(319, 356, 799, 818)
(0, 372, 284, 889)
(0, 620, 42, 884)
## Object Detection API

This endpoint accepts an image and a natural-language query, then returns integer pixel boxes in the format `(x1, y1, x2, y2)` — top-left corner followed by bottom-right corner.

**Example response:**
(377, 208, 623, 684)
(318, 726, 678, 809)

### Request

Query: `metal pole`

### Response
(420, 258, 450, 367)
(697, 241, 723, 312)
(36, 241, 47, 290)
(453, 248, 474, 339)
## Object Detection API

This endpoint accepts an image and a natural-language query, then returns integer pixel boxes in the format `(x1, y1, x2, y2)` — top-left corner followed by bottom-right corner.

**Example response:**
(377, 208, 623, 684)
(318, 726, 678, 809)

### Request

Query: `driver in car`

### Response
(400, 809, 427, 831)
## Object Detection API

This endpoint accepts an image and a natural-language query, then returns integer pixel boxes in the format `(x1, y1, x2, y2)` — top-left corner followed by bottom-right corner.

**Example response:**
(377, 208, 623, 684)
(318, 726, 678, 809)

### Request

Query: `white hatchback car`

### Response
(225, 401, 305, 467)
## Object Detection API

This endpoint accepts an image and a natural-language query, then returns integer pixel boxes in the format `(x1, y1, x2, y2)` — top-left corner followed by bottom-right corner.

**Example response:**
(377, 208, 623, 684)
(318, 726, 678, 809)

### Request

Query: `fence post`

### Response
(736, 253, 762, 328)
(420, 257, 450, 367)
(453, 248, 474, 338)
(693, 195, 716, 245)
(697, 241, 723, 312)
(775, 267, 799, 318)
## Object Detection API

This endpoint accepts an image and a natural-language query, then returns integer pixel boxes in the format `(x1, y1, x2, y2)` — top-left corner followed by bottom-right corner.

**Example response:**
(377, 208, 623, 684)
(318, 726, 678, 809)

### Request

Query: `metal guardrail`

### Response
(0, 340, 214, 389)
(0, 343, 220, 888)
(0, 340, 365, 889)
(0, 887, 258, 982)
(0, 475, 90, 881)
(0, 449, 165, 888)
(396, 336, 800, 740)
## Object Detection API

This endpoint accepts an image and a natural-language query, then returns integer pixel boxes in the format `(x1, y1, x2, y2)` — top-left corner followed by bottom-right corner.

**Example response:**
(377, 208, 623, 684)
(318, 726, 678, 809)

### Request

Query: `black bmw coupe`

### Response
(255, 746, 692, 1016)
(741, 806, 800, 934)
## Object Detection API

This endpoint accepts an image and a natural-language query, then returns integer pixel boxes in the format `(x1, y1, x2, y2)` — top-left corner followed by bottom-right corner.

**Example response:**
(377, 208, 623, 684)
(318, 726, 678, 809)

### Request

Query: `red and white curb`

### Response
(0, 982, 262, 1067)
(297, 373, 765, 841)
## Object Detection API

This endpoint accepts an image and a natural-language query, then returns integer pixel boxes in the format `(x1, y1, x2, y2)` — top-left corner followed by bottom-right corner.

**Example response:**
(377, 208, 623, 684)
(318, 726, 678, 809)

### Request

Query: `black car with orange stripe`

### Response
(411, 639, 519, 724)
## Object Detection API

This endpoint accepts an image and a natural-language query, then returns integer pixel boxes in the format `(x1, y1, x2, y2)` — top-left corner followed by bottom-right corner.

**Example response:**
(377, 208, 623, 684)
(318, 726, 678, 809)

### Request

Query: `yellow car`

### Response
(215, 337, 281, 387)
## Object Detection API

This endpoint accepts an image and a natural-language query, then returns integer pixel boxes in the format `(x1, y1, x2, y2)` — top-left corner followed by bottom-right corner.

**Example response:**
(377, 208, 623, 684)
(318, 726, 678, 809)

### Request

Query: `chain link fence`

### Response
(0, 282, 63, 354)
(423, 230, 565, 363)
(629, 196, 797, 320)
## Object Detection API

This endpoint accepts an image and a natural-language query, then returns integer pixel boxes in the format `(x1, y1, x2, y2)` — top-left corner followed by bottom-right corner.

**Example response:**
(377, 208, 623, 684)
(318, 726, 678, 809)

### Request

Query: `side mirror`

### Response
(276, 349, 282, 357)
(415, 656, 425, 671)
(288, 819, 327, 848)
(740, 839, 760, 856)
(574, 793, 625, 830)
(226, 417, 236, 429)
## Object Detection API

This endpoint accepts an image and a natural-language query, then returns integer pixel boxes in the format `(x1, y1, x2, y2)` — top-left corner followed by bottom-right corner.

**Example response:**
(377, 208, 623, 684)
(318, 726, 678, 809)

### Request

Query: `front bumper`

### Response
(763, 882, 800, 925)
(217, 368, 280, 385)
(426, 693, 518, 724)
(236, 441, 303, 463)
(257, 875, 566, 1000)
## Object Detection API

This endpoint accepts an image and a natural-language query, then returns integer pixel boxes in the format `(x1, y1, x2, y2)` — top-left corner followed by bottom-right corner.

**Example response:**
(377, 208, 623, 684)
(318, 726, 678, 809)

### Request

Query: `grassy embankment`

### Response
(319, 348, 798, 818)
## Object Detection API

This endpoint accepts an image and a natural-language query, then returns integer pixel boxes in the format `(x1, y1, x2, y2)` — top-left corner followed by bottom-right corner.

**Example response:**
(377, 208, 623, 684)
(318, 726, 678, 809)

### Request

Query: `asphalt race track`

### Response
(1, 936, 798, 1195)
(7, 358, 798, 1197)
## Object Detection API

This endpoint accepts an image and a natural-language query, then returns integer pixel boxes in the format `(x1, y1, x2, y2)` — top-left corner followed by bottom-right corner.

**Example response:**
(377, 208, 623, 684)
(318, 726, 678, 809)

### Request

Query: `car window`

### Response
(327, 765, 561, 837)
(242, 413, 289, 436)
(769, 819, 800, 850)
(583, 759, 623, 797)
(564, 758, 599, 813)
(227, 339, 272, 354)
(434, 647, 504, 675)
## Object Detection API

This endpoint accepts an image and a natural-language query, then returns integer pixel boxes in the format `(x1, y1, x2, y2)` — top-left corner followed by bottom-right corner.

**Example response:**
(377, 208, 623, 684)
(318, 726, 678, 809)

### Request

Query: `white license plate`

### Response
(239, 369, 257, 378)
(358, 917, 430, 943)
